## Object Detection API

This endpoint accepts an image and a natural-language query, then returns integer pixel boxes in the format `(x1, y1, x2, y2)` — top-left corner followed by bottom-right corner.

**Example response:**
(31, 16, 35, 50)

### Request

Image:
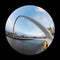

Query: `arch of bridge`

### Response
(13, 15, 53, 40)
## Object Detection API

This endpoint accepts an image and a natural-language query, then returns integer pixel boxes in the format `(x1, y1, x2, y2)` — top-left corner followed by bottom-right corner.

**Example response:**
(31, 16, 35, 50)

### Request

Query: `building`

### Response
(48, 27, 55, 35)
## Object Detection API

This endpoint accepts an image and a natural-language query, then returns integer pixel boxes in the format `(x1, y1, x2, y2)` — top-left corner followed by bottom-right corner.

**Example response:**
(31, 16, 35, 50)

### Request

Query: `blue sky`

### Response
(5, 5, 55, 37)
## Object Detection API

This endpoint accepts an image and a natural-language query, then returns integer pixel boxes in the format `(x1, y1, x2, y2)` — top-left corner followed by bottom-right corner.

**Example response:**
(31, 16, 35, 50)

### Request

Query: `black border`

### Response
(0, 0, 57, 57)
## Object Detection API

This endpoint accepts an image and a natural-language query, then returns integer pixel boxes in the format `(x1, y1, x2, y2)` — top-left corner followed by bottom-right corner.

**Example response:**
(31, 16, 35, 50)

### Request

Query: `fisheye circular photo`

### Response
(5, 5, 55, 55)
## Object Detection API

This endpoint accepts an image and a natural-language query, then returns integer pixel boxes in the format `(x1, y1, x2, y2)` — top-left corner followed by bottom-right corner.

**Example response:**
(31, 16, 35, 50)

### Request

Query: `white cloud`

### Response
(42, 17, 49, 23)
(32, 15, 49, 24)
(36, 7, 45, 12)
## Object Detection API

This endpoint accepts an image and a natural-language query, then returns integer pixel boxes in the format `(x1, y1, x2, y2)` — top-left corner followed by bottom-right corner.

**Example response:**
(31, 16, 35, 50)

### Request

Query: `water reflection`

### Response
(6, 36, 46, 55)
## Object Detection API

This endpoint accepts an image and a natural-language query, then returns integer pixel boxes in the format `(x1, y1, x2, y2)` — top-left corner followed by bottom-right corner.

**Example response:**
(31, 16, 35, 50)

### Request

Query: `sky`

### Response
(5, 5, 55, 37)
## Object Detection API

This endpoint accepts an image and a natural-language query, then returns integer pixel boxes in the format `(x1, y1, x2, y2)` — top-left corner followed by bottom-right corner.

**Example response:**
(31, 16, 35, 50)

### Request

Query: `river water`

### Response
(6, 36, 52, 55)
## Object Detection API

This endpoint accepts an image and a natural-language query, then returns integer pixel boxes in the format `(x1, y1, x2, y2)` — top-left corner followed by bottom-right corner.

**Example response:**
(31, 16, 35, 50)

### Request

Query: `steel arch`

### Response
(13, 15, 53, 40)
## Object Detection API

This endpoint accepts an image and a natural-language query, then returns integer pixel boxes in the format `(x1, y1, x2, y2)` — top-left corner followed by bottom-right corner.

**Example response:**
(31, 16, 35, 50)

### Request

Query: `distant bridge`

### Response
(6, 33, 47, 40)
